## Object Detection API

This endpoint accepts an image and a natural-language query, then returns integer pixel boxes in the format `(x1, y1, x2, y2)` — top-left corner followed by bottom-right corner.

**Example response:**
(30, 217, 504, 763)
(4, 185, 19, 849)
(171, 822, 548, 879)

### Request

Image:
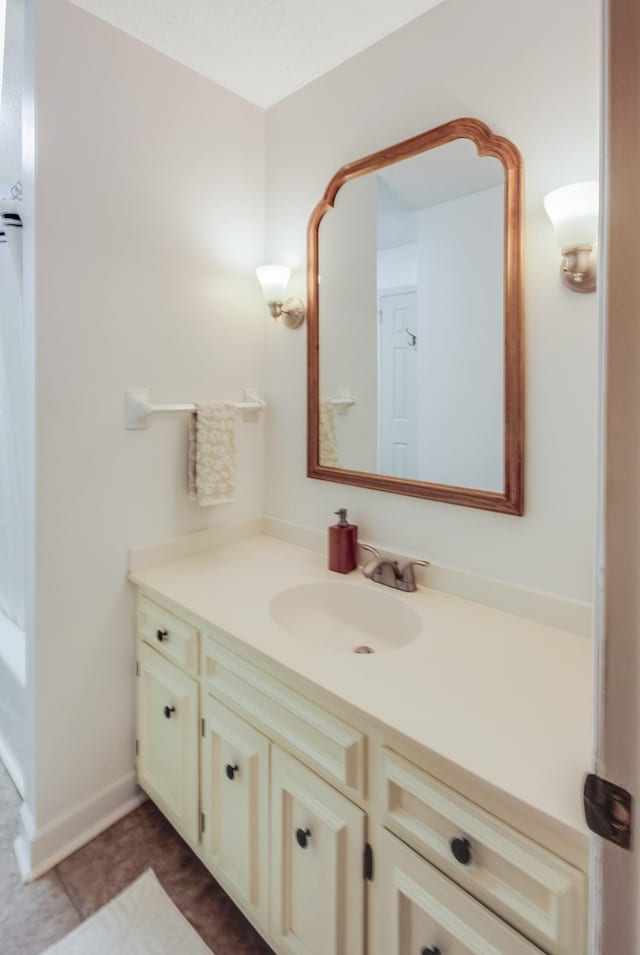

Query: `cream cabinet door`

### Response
(375, 829, 545, 955)
(201, 693, 270, 926)
(136, 642, 199, 844)
(271, 746, 365, 955)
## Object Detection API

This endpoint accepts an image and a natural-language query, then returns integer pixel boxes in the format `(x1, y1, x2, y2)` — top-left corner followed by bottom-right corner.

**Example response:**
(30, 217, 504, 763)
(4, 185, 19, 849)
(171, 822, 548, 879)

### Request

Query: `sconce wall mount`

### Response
(266, 296, 306, 328)
(544, 181, 599, 294)
(560, 244, 597, 294)
(256, 265, 305, 329)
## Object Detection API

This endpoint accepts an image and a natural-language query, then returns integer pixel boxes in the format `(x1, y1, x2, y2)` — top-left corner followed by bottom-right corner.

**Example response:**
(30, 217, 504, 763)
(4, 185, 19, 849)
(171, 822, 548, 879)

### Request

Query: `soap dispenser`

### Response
(328, 508, 358, 574)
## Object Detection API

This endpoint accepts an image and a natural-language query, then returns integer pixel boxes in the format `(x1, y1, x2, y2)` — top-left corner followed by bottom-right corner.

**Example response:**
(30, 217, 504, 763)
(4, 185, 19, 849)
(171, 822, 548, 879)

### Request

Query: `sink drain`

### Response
(354, 645, 375, 654)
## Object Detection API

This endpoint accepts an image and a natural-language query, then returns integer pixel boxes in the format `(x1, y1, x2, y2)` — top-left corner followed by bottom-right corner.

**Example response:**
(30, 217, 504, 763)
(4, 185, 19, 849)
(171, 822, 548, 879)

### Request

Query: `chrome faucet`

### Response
(360, 544, 428, 593)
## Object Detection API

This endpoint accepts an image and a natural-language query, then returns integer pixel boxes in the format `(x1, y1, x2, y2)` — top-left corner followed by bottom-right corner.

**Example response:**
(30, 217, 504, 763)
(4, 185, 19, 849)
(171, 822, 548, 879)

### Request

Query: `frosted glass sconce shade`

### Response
(544, 181, 599, 293)
(544, 182, 599, 248)
(256, 264, 305, 328)
(256, 265, 291, 304)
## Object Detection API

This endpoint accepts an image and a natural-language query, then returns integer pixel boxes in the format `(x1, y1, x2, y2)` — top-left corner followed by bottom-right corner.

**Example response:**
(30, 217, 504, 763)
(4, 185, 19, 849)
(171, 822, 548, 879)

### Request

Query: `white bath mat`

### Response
(43, 869, 213, 954)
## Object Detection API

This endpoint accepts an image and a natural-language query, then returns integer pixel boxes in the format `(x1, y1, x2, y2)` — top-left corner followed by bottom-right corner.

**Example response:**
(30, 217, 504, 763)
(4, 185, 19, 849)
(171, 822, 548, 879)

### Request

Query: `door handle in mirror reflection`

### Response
(296, 827, 311, 849)
(405, 328, 417, 347)
(156, 628, 168, 642)
(163, 705, 176, 719)
(450, 836, 472, 865)
(225, 763, 239, 780)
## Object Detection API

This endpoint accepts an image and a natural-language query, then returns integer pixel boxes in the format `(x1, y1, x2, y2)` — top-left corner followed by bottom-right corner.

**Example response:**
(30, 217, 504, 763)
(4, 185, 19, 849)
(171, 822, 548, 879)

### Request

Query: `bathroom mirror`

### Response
(307, 118, 524, 514)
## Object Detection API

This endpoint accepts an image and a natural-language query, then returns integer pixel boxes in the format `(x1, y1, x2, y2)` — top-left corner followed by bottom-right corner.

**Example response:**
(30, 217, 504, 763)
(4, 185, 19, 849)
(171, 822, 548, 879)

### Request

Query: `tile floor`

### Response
(0, 761, 274, 954)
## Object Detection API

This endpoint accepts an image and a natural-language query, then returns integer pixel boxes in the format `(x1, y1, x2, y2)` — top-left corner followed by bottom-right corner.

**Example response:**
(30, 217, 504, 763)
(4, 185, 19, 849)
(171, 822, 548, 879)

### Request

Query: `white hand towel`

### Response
(319, 398, 340, 467)
(188, 401, 237, 506)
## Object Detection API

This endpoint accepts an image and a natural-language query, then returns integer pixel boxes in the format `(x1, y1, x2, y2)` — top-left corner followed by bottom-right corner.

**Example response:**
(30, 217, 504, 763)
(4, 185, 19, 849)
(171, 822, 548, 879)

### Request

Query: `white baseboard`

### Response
(14, 770, 146, 882)
(263, 515, 592, 636)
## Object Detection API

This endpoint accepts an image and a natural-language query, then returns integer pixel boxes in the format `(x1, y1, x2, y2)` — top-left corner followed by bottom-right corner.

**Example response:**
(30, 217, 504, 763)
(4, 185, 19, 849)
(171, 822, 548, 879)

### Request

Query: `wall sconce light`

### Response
(544, 181, 599, 293)
(256, 265, 305, 329)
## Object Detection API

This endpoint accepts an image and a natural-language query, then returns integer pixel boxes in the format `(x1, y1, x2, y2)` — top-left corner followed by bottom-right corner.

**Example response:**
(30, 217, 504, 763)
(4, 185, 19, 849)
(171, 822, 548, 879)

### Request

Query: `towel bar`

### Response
(125, 389, 265, 430)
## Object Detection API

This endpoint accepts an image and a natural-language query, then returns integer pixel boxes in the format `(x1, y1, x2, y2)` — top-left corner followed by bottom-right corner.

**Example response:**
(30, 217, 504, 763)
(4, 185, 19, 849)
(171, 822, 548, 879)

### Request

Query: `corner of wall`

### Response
(15, 772, 145, 882)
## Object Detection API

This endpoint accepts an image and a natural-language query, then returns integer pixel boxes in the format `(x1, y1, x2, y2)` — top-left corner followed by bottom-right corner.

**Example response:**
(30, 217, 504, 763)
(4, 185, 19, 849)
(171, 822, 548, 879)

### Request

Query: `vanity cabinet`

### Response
(201, 632, 366, 801)
(200, 694, 270, 927)
(376, 830, 544, 955)
(136, 641, 199, 844)
(134, 592, 587, 955)
(270, 746, 365, 955)
(380, 748, 586, 955)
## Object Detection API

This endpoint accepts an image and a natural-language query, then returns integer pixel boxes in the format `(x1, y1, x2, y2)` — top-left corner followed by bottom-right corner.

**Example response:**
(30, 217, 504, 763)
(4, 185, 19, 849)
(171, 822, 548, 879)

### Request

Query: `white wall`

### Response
(264, 0, 600, 602)
(22, 0, 266, 865)
(377, 243, 417, 290)
(416, 186, 504, 491)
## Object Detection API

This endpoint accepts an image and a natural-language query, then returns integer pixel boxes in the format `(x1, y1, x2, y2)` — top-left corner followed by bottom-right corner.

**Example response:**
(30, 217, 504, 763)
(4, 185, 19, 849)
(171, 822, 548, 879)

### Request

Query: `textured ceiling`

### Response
(68, 0, 446, 108)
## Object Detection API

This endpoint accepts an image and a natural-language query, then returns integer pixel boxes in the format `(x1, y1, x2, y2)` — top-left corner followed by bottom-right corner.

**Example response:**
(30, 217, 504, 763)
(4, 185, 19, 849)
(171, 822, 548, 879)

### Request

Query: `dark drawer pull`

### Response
(156, 628, 168, 642)
(421, 948, 441, 955)
(296, 827, 311, 849)
(225, 763, 239, 781)
(163, 705, 176, 719)
(450, 836, 472, 865)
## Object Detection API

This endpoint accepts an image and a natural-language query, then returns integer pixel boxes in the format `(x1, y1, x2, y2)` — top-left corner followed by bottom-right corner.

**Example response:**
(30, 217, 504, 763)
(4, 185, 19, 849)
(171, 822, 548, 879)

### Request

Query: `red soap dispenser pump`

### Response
(328, 508, 358, 574)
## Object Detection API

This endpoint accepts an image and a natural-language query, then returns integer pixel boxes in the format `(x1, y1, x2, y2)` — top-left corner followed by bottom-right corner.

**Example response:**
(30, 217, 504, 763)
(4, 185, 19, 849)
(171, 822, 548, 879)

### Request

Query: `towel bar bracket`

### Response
(331, 387, 356, 416)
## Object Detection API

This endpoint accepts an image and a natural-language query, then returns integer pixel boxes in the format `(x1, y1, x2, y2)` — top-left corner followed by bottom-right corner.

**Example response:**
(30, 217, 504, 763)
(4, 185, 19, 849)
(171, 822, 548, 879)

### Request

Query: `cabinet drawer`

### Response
(138, 595, 199, 676)
(202, 634, 366, 799)
(377, 828, 544, 955)
(381, 749, 586, 955)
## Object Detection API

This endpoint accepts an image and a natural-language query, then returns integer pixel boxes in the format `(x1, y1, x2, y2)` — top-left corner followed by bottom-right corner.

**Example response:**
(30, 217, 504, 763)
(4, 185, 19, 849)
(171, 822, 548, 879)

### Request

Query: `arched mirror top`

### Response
(307, 118, 524, 514)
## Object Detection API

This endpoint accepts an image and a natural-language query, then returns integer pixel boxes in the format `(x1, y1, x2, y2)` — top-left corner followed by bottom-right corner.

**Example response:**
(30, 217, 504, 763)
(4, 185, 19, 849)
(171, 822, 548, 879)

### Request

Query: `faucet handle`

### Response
(398, 559, 429, 591)
(360, 543, 382, 579)
(360, 543, 380, 560)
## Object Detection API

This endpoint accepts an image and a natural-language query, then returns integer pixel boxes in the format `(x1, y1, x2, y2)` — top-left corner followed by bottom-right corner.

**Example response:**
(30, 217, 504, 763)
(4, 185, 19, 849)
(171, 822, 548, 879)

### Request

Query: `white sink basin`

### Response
(269, 581, 422, 653)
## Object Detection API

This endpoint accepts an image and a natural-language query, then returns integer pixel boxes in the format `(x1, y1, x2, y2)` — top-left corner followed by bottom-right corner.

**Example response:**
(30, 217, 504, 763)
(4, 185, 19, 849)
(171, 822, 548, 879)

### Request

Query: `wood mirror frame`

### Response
(307, 118, 525, 515)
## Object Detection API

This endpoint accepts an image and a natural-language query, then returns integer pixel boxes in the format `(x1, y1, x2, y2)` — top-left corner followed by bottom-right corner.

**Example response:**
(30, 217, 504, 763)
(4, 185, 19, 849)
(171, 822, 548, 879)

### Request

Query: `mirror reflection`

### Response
(318, 138, 506, 492)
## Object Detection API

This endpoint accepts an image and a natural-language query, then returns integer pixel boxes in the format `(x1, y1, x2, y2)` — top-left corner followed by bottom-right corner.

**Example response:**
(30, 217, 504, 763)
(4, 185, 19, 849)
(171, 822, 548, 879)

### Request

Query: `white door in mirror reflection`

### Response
(378, 289, 418, 478)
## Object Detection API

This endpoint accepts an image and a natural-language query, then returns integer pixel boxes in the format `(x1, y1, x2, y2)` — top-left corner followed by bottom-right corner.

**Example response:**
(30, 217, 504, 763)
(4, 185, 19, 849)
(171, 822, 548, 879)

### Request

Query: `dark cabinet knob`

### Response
(296, 827, 311, 849)
(163, 705, 176, 719)
(421, 948, 441, 955)
(450, 836, 472, 865)
(156, 628, 168, 642)
(225, 763, 239, 780)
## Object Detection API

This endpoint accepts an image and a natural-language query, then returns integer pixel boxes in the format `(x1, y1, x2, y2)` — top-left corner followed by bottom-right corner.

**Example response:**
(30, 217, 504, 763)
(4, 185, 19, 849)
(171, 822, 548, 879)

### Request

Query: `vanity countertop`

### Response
(130, 534, 592, 842)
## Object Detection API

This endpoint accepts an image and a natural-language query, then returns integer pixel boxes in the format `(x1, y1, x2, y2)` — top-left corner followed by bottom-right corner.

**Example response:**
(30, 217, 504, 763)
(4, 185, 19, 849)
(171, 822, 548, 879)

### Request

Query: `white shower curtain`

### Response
(0, 209, 25, 630)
